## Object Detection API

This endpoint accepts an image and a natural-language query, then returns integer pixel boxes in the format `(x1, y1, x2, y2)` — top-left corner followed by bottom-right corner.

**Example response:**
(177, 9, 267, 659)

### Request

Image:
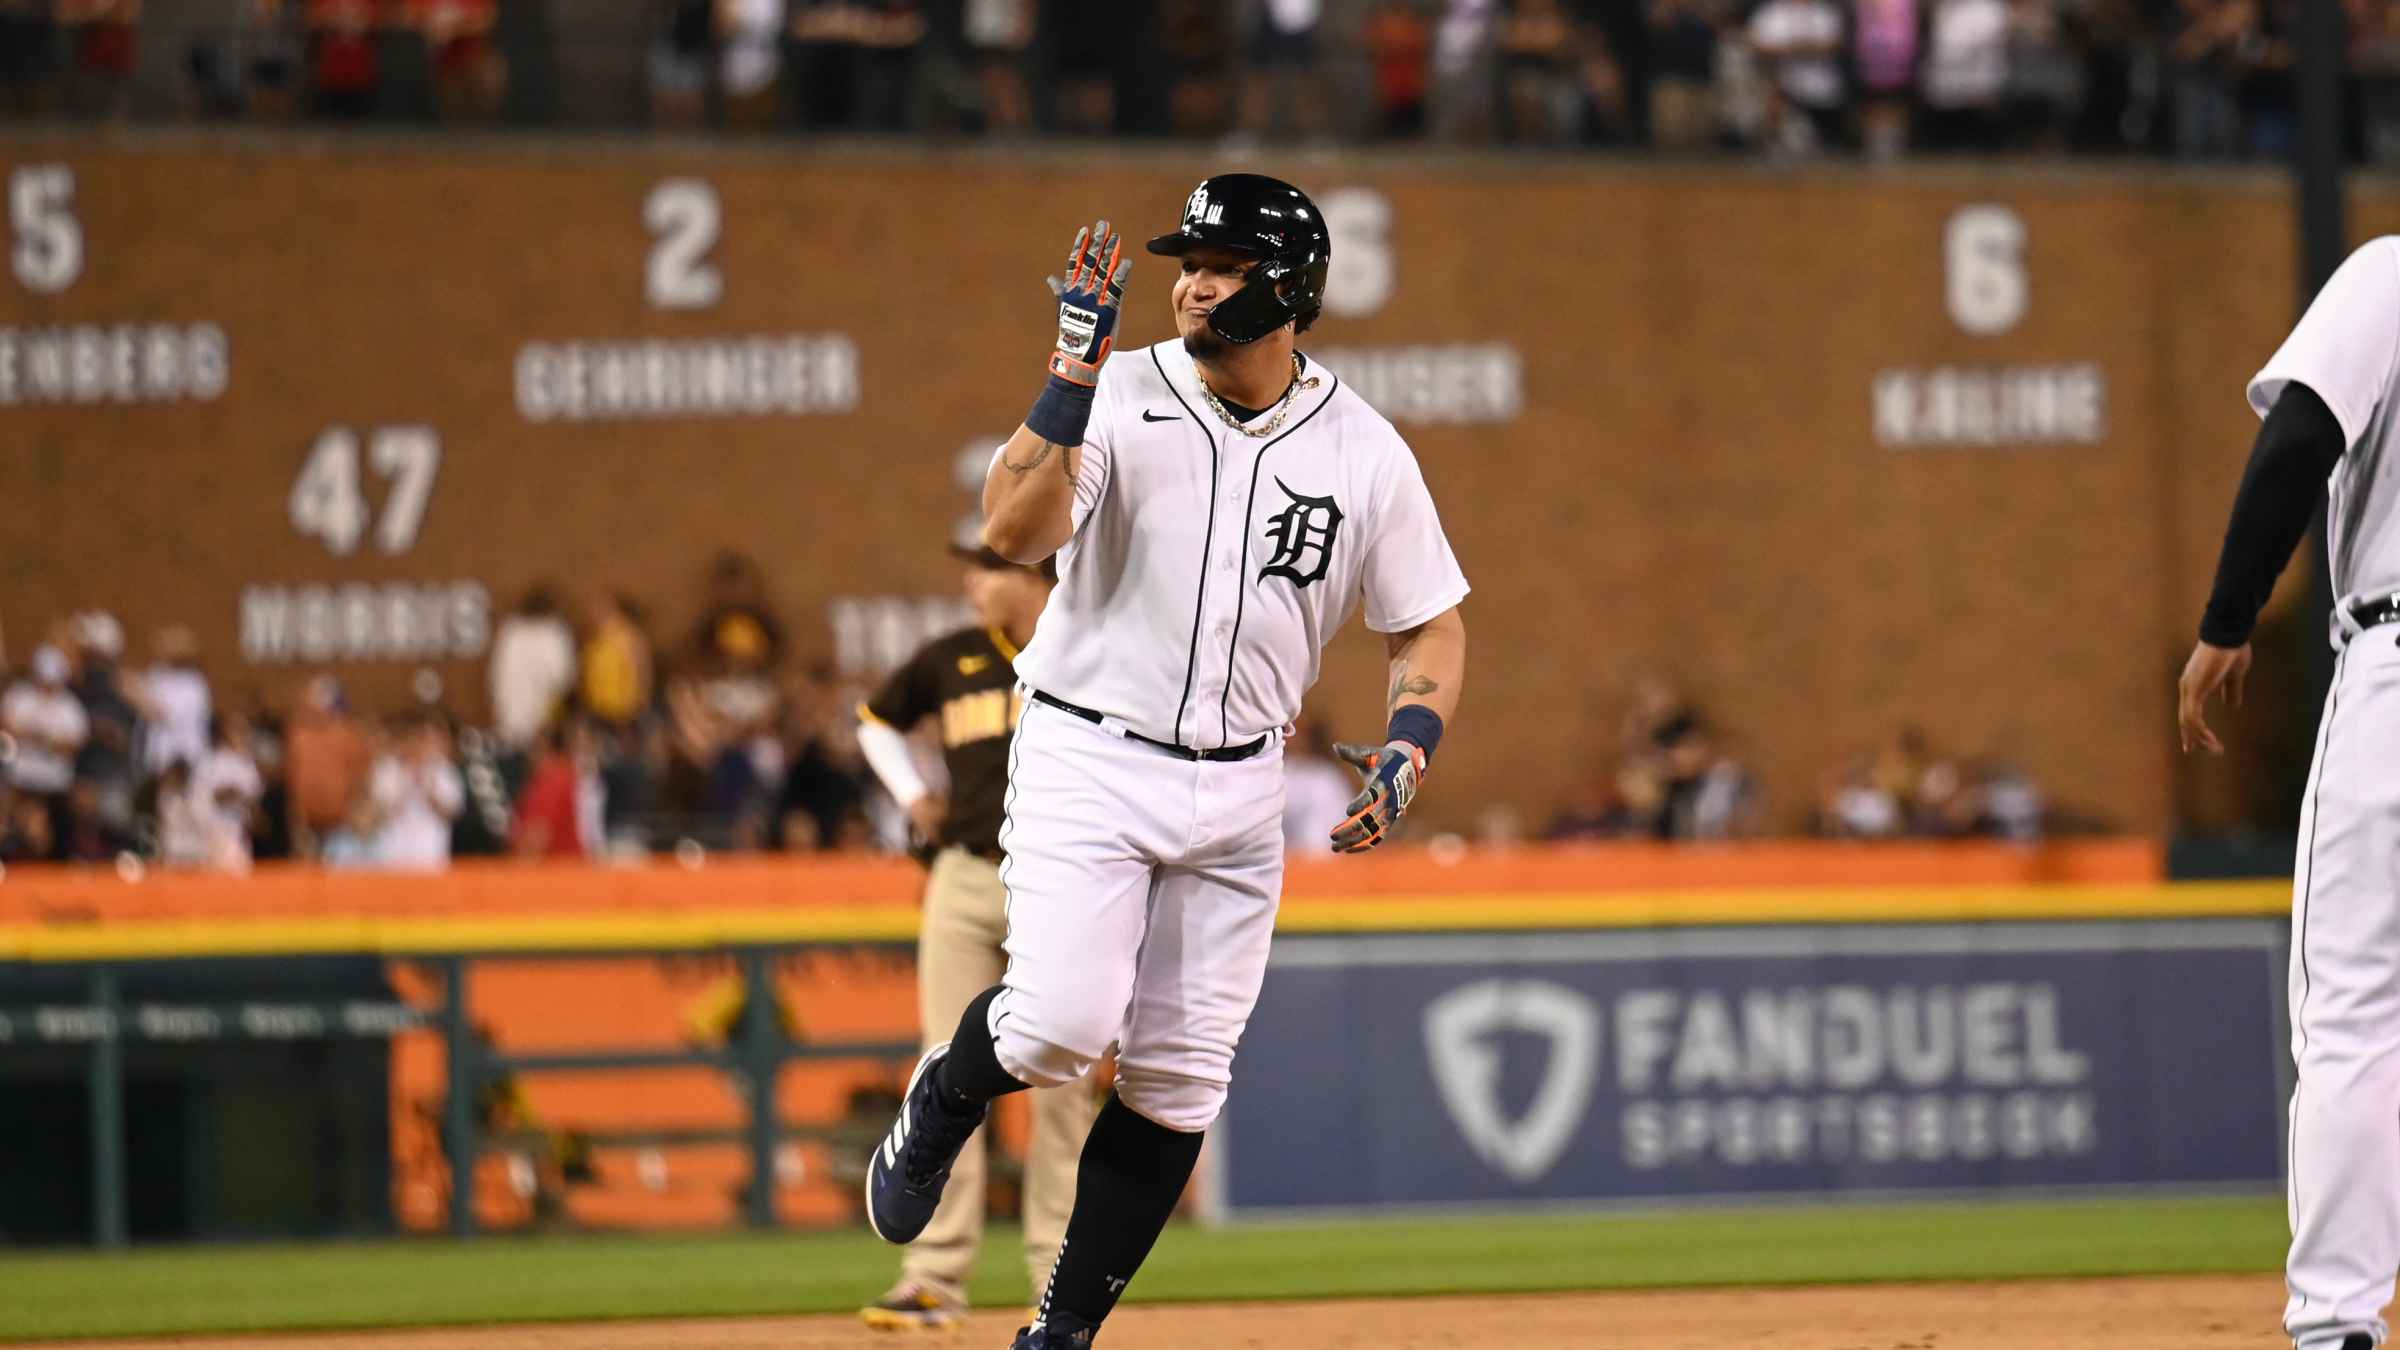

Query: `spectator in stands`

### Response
(363, 710, 464, 870)
(580, 591, 654, 733)
(241, 692, 295, 860)
(1238, 0, 1327, 144)
(1543, 766, 1643, 841)
(980, 0, 1041, 126)
(1150, 0, 1231, 137)
(3, 645, 89, 841)
(1428, 0, 1501, 142)
(423, 0, 505, 123)
(1958, 755, 2046, 840)
(2066, 0, 2148, 153)
(190, 712, 264, 866)
(787, 0, 926, 131)
(136, 624, 212, 783)
(285, 672, 372, 857)
(155, 758, 213, 866)
(1575, 16, 1634, 145)
(1652, 712, 1761, 840)
(1362, 0, 1431, 139)
(184, 0, 254, 117)
(692, 550, 785, 673)
(61, 0, 141, 121)
(1919, 0, 2014, 152)
(2003, 0, 2083, 149)
(0, 0, 64, 117)
(305, 0, 380, 118)
(56, 778, 132, 862)
(1280, 715, 1354, 853)
(1496, 0, 1582, 144)
(777, 664, 867, 850)
(0, 787, 56, 864)
(717, 0, 786, 130)
(650, 0, 714, 128)
(1815, 725, 1961, 839)
(1043, 0, 1125, 134)
(1747, 0, 1849, 155)
(246, 0, 306, 121)
(488, 582, 578, 755)
(2234, 0, 2297, 157)
(511, 717, 605, 858)
(2360, 0, 2400, 163)
(1853, 0, 1920, 158)
(1645, 0, 1722, 151)
(67, 611, 139, 831)
(2167, 0, 2250, 157)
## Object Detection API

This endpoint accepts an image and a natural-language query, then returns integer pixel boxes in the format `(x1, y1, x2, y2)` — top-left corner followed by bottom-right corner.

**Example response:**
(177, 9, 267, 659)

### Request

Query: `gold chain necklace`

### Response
(1197, 354, 1310, 440)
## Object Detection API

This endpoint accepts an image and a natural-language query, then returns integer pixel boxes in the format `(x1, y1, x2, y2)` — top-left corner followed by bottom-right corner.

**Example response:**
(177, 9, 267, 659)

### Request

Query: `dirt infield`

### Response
(40, 1274, 2291, 1349)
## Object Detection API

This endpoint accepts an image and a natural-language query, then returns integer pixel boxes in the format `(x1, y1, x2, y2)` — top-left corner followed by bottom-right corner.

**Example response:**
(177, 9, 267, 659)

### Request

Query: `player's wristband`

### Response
(1025, 374, 1095, 448)
(1386, 705, 1444, 765)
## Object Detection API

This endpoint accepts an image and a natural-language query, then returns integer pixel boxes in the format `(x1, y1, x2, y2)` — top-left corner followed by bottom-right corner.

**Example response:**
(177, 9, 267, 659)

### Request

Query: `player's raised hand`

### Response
(1046, 219, 1129, 389)
(1330, 741, 1428, 854)
(2177, 639, 2252, 755)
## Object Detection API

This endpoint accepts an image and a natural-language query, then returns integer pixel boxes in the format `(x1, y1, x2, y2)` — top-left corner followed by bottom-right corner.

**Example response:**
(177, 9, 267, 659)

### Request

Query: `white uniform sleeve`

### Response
(854, 715, 930, 807)
(1362, 444, 1471, 633)
(1068, 368, 1118, 536)
(2249, 237, 2400, 448)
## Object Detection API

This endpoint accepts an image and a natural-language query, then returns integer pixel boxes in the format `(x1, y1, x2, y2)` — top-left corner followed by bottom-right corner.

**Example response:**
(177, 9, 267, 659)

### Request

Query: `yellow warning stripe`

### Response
(0, 882, 2288, 961)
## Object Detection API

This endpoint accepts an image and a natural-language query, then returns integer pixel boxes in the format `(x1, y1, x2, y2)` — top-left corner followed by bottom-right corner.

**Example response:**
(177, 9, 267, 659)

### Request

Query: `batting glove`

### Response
(1047, 219, 1128, 387)
(1330, 741, 1427, 854)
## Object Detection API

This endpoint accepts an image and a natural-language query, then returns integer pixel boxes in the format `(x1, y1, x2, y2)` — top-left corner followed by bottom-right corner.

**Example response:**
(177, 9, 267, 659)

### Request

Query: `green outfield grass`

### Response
(0, 1196, 2287, 1341)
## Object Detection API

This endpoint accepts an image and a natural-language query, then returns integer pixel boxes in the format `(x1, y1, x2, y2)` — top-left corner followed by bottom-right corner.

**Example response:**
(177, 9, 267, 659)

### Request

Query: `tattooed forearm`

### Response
(1388, 666, 1440, 708)
(1001, 440, 1062, 475)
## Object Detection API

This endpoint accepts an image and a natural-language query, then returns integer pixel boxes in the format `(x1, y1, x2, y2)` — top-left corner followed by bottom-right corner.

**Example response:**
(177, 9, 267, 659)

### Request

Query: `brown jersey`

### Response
(861, 626, 1026, 857)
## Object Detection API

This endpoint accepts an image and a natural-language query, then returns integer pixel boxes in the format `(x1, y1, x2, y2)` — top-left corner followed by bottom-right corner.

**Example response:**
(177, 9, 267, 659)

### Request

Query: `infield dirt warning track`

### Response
(43, 1274, 2290, 1349)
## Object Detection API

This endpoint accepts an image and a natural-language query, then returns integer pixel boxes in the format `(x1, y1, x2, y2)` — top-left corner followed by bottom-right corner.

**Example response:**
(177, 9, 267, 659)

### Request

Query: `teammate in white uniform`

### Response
(2181, 236, 2400, 1350)
(864, 174, 1471, 1349)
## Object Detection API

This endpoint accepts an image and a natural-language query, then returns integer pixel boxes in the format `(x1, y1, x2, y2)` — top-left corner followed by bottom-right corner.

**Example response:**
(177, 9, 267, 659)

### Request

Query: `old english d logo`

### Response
(1258, 478, 1343, 589)
(1424, 980, 1600, 1183)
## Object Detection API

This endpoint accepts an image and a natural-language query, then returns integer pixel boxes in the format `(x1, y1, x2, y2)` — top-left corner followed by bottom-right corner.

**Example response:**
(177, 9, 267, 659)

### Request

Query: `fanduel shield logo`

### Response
(1424, 980, 1600, 1182)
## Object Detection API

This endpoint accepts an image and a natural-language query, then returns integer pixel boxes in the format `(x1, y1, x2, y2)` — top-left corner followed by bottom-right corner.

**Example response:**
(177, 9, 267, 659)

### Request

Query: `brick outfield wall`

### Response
(2, 137, 2381, 835)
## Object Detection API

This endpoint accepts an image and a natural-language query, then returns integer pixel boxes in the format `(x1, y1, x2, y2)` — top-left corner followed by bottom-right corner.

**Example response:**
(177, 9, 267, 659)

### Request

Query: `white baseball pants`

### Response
(2288, 630, 2400, 1349)
(984, 695, 1286, 1134)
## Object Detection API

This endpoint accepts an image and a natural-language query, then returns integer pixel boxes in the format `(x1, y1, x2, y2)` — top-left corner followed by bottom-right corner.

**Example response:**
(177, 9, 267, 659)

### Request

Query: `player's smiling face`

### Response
(1172, 246, 1257, 345)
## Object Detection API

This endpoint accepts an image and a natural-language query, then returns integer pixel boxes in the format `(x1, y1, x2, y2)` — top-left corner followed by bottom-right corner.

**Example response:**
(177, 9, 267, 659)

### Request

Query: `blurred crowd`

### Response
(7, 0, 2400, 162)
(1535, 676, 2051, 845)
(0, 552, 891, 872)
(0, 578, 2063, 871)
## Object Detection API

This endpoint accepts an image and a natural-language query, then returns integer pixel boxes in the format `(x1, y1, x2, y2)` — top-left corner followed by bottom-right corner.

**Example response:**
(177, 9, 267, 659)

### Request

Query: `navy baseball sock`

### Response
(934, 985, 1029, 1111)
(1037, 1097, 1206, 1334)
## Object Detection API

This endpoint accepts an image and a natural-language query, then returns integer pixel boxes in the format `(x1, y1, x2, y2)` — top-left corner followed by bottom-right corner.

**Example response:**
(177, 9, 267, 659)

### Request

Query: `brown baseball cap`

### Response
(949, 542, 1057, 581)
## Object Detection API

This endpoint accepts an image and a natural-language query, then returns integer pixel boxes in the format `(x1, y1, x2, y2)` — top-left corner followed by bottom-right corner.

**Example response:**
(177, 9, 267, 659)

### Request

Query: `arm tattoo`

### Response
(1388, 665, 1440, 708)
(1001, 439, 1061, 476)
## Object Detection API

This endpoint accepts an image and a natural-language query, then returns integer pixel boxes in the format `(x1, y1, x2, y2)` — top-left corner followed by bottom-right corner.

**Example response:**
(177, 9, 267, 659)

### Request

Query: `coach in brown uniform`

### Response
(856, 544, 1099, 1331)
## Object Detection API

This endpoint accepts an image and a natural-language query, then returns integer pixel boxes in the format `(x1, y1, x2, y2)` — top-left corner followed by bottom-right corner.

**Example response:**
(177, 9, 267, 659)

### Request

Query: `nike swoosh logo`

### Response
(1141, 410, 1180, 422)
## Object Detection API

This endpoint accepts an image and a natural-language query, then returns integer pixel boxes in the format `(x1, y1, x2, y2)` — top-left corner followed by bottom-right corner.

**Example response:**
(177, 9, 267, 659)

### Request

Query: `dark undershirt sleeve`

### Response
(2199, 382, 2347, 647)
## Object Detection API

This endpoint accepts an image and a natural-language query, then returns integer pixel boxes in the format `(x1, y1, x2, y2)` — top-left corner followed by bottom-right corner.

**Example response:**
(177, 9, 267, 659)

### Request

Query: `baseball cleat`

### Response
(1010, 1312, 1099, 1347)
(866, 1043, 988, 1245)
(859, 1279, 967, 1331)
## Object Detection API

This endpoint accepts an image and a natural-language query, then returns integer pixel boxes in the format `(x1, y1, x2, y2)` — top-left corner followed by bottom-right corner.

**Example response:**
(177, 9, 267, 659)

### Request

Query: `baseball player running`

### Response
(864, 173, 1471, 1348)
(855, 544, 1101, 1330)
(2180, 236, 2400, 1350)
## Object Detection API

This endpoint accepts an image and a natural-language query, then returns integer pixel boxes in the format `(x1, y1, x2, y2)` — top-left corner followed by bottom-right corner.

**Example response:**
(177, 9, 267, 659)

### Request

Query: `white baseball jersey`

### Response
(1011, 339, 1471, 749)
(2248, 236, 2400, 622)
(2254, 236, 2400, 1350)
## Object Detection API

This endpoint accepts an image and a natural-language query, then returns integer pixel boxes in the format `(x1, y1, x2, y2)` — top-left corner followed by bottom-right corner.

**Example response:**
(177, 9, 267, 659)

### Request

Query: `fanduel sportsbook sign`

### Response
(1219, 925, 2281, 1213)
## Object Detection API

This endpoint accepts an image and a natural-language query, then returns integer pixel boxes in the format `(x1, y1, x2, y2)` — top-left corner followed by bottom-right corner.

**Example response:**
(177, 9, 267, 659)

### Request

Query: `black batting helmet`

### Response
(1145, 174, 1331, 345)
